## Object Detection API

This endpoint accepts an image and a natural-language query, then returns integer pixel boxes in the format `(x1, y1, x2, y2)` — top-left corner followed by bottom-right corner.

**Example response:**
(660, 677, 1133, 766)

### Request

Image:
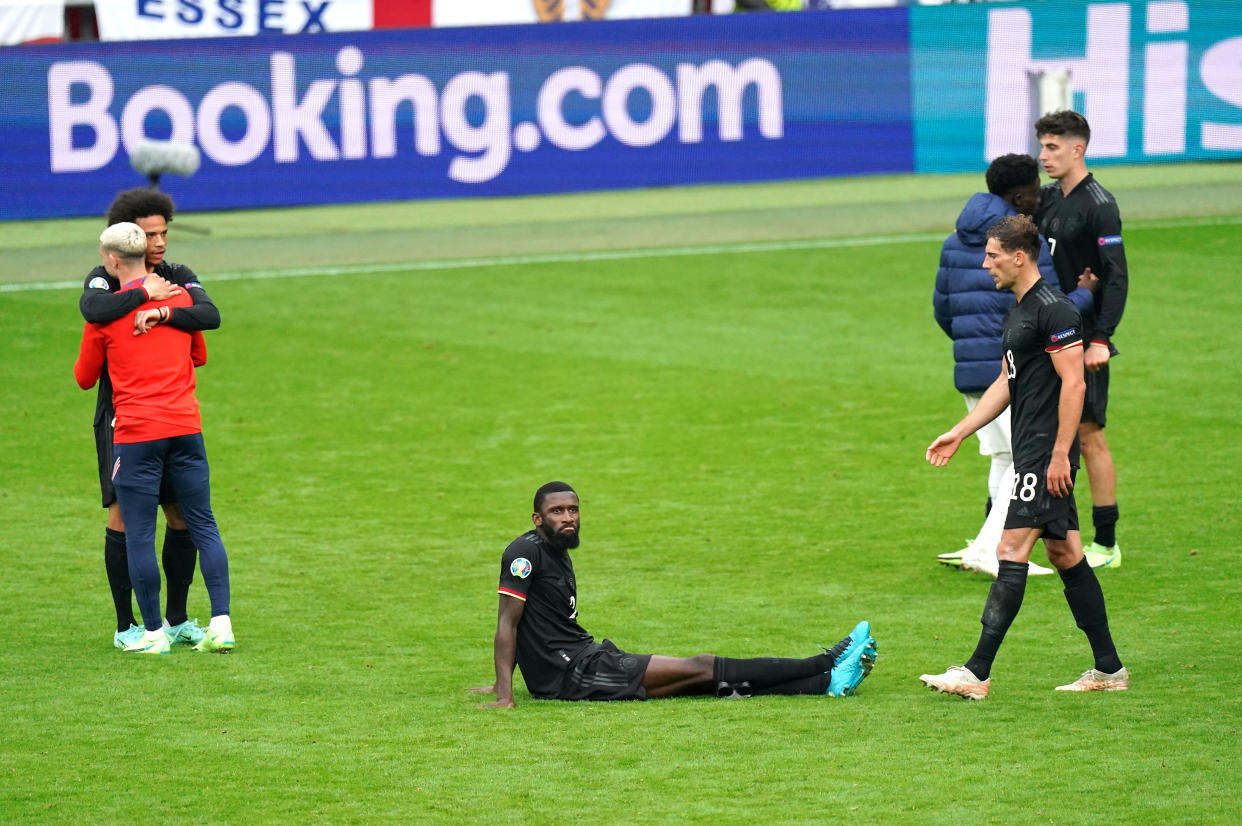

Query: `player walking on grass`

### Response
(75, 223, 234, 655)
(473, 482, 876, 707)
(79, 188, 220, 650)
(920, 216, 1127, 699)
(1034, 111, 1128, 568)
(932, 152, 1096, 577)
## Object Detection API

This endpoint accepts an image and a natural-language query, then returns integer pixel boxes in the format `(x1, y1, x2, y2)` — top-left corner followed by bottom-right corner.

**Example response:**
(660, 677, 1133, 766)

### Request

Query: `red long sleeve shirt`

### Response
(74, 280, 207, 444)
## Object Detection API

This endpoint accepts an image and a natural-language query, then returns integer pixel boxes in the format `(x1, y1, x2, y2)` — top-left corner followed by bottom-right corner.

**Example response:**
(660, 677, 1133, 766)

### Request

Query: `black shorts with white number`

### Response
(1003, 464, 1079, 540)
(557, 639, 652, 701)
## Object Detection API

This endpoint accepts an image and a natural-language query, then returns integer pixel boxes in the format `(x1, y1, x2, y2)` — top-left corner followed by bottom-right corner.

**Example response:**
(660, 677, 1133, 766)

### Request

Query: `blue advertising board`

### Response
(0, 11, 913, 219)
(911, 0, 1242, 172)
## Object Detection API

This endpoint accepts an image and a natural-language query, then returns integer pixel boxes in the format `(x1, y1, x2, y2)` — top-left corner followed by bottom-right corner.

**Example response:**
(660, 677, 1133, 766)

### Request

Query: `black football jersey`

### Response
(1034, 174, 1129, 344)
(1002, 281, 1083, 467)
(498, 531, 594, 699)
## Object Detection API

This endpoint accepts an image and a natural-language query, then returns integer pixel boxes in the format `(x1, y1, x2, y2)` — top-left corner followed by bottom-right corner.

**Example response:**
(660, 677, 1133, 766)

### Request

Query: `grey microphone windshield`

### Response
(130, 140, 201, 184)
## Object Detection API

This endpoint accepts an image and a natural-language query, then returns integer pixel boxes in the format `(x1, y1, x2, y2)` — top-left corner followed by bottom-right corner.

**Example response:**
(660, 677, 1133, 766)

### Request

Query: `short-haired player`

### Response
(920, 215, 1128, 699)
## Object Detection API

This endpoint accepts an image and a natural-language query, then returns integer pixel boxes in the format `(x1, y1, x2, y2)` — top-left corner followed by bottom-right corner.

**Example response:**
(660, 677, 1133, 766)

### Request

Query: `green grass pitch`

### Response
(1, 164, 1240, 824)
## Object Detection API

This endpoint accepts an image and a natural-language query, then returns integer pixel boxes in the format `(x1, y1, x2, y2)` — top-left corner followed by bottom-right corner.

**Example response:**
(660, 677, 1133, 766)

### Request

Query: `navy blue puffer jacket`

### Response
(933, 192, 1092, 393)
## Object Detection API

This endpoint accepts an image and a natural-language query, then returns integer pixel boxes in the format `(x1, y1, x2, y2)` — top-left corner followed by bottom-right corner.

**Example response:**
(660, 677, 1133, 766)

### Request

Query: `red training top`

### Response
(74, 280, 207, 444)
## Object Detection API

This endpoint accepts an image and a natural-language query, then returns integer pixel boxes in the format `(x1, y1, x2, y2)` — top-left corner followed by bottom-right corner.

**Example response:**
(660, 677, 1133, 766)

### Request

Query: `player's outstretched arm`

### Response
(926, 431, 964, 467)
(476, 595, 524, 709)
(927, 370, 1011, 467)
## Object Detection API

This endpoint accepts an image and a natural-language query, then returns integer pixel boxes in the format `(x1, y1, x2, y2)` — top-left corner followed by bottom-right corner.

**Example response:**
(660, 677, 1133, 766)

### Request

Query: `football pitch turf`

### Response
(1, 164, 1240, 824)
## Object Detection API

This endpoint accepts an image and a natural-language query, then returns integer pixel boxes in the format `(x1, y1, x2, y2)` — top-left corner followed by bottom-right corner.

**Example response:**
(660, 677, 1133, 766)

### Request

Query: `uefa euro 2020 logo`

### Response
(511, 558, 532, 579)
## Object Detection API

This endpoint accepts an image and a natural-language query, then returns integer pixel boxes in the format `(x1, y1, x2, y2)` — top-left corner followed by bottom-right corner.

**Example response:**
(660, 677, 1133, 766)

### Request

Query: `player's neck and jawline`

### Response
(1011, 271, 1044, 304)
(1056, 164, 1091, 198)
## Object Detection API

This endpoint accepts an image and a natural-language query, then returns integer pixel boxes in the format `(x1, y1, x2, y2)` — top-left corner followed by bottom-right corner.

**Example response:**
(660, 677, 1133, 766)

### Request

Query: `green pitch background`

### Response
(1, 164, 1240, 824)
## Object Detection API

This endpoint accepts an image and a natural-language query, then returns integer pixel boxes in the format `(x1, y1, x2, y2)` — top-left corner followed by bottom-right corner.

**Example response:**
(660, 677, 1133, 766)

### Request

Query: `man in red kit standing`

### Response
(80, 188, 220, 650)
(74, 223, 234, 655)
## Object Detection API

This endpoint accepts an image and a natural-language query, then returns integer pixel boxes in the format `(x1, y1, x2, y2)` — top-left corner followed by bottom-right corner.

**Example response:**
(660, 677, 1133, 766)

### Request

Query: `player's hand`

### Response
(1046, 454, 1073, 498)
(1077, 267, 1100, 293)
(133, 308, 163, 335)
(469, 686, 515, 708)
(1085, 342, 1111, 372)
(141, 274, 182, 301)
(926, 432, 962, 467)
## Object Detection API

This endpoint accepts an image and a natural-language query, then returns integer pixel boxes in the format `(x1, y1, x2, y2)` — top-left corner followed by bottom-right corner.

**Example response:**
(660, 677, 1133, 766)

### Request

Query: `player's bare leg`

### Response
(1078, 423, 1116, 505)
(1042, 531, 1086, 570)
(642, 654, 716, 698)
(995, 526, 1042, 565)
(162, 503, 187, 530)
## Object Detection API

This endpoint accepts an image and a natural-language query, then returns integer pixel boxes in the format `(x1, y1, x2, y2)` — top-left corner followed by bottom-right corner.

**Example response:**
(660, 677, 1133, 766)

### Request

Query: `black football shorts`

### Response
(1004, 464, 1079, 541)
(557, 639, 652, 701)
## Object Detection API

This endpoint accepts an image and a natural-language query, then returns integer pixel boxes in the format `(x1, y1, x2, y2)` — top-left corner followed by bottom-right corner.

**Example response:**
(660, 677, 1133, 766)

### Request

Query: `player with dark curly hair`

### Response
(79, 188, 221, 650)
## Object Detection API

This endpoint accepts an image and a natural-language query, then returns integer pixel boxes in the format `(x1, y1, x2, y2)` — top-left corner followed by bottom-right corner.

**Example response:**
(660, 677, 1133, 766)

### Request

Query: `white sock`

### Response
(209, 615, 232, 635)
(987, 453, 1012, 502)
(971, 462, 1015, 554)
(144, 628, 164, 641)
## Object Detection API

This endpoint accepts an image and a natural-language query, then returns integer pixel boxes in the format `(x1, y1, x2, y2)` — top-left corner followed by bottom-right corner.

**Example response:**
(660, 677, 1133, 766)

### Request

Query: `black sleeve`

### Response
(167, 286, 221, 331)
(161, 263, 221, 332)
(1089, 203, 1128, 343)
(79, 267, 141, 324)
(499, 537, 542, 600)
(1041, 298, 1083, 354)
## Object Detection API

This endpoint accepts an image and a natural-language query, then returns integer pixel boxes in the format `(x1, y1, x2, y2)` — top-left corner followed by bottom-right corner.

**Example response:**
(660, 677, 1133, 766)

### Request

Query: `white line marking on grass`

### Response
(5, 214, 1240, 293)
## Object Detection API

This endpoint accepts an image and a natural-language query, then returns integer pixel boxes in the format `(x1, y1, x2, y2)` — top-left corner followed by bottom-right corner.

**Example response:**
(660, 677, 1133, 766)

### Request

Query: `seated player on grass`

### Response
(472, 482, 876, 707)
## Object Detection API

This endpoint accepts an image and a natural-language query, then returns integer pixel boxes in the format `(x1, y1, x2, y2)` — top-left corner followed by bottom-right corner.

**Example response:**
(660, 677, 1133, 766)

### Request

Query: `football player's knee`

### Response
(1081, 432, 1108, 456)
(692, 654, 716, 678)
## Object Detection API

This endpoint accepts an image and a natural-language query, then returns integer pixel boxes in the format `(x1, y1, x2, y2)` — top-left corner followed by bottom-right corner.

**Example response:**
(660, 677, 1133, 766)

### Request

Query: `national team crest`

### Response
(511, 558, 532, 579)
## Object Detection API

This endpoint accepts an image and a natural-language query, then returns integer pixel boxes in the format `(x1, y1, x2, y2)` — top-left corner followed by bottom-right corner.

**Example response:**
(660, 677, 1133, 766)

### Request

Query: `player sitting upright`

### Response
(472, 482, 876, 707)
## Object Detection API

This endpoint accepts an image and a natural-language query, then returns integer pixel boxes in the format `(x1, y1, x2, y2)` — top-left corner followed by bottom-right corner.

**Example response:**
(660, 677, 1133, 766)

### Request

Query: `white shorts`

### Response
(963, 393, 1012, 458)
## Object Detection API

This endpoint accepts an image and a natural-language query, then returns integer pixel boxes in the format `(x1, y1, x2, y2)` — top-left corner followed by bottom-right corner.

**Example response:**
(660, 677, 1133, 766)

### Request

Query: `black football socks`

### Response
(104, 528, 137, 632)
(161, 527, 198, 627)
(965, 559, 1029, 681)
(1092, 504, 1119, 548)
(1060, 557, 1124, 674)
(713, 651, 835, 694)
